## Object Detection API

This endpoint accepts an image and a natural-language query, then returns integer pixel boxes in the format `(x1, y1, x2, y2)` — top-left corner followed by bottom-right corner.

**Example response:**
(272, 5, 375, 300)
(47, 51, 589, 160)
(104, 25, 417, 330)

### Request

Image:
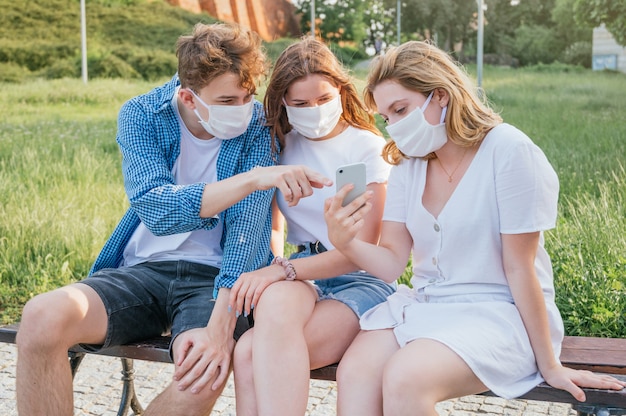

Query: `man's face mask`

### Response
(190, 90, 253, 140)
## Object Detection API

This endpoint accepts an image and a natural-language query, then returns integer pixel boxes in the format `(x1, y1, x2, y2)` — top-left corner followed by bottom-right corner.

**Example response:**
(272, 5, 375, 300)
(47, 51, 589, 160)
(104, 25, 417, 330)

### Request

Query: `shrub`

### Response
(562, 41, 592, 69)
(88, 53, 141, 79)
(42, 58, 80, 79)
(512, 25, 564, 66)
(127, 49, 178, 81)
(0, 62, 30, 83)
(0, 40, 77, 72)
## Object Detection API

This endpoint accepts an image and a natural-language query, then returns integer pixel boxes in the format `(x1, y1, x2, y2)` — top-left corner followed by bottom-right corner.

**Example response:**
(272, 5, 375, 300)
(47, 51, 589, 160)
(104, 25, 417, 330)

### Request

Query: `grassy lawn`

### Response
(0, 65, 624, 337)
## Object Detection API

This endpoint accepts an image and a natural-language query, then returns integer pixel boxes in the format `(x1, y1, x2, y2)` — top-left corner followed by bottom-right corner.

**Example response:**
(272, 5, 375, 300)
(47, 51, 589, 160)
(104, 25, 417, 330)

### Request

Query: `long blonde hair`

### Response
(364, 41, 502, 165)
(265, 37, 380, 152)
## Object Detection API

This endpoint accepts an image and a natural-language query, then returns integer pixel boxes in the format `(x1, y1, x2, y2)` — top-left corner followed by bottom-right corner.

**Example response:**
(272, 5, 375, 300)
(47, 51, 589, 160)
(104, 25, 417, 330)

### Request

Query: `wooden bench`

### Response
(1, 323, 625, 416)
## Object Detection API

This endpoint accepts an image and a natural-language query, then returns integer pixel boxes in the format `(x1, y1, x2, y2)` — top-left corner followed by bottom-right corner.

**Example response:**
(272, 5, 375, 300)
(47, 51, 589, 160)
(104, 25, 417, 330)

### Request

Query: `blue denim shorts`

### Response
(289, 246, 396, 318)
(80, 260, 251, 352)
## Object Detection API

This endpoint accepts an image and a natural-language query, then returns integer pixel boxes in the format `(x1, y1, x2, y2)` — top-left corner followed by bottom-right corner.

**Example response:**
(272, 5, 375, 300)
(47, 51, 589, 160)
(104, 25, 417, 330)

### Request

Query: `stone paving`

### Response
(0, 343, 575, 415)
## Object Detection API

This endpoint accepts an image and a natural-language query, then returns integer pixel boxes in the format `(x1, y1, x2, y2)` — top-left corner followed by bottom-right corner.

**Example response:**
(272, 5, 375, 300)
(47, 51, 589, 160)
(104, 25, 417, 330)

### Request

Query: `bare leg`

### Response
(336, 329, 399, 416)
(144, 378, 227, 416)
(303, 299, 360, 369)
(16, 283, 108, 416)
(144, 330, 233, 416)
(252, 280, 318, 416)
(382, 338, 488, 416)
(233, 330, 256, 416)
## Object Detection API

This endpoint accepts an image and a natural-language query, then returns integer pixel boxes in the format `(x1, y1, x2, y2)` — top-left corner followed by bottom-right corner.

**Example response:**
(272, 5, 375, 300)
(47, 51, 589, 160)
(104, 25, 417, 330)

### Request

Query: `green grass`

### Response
(1, 65, 625, 337)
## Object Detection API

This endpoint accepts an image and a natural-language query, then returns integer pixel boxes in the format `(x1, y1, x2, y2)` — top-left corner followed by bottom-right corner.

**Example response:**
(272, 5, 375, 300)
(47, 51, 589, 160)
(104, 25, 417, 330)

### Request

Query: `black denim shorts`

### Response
(80, 260, 251, 352)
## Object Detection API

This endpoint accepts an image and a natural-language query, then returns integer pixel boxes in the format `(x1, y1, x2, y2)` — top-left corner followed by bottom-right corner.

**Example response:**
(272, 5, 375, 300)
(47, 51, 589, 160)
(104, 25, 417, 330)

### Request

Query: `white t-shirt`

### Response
(123, 91, 224, 268)
(383, 122, 559, 298)
(277, 125, 391, 250)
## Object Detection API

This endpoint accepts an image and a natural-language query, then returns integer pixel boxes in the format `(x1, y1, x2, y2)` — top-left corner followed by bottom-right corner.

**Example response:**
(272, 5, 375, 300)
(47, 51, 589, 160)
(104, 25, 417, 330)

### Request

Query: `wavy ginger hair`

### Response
(264, 37, 381, 152)
(364, 41, 502, 165)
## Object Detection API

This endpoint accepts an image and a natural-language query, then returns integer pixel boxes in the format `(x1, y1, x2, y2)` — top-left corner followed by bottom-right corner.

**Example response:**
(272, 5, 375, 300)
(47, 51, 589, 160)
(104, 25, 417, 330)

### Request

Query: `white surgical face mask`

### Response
(385, 91, 448, 157)
(284, 95, 343, 139)
(190, 90, 253, 140)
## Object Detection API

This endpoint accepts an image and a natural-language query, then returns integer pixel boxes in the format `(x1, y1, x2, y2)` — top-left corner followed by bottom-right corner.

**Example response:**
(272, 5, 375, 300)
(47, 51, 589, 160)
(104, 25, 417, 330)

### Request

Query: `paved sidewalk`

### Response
(0, 342, 575, 415)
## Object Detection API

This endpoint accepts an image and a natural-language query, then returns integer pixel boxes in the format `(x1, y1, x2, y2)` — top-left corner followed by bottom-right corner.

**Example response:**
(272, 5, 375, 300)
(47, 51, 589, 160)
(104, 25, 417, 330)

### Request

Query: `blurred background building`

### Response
(166, 0, 300, 41)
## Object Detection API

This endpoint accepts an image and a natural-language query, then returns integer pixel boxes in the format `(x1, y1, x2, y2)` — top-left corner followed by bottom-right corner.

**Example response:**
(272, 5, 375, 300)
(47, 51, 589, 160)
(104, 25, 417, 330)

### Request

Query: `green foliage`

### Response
(0, 62, 30, 83)
(574, 0, 626, 46)
(262, 38, 298, 64)
(297, 0, 368, 45)
(0, 40, 77, 72)
(43, 59, 81, 79)
(329, 43, 369, 67)
(512, 25, 564, 66)
(88, 52, 140, 79)
(561, 41, 592, 68)
(0, 0, 215, 81)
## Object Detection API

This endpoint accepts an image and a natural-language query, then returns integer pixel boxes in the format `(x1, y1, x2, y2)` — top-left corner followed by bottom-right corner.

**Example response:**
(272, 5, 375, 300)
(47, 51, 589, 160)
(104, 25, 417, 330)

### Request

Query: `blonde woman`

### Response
(324, 40, 626, 415)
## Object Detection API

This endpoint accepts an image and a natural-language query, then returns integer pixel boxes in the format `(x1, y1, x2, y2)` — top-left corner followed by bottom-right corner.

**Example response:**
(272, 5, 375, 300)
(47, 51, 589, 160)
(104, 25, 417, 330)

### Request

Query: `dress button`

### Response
(434, 223, 440, 232)
(428, 278, 437, 283)
(432, 257, 437, 265)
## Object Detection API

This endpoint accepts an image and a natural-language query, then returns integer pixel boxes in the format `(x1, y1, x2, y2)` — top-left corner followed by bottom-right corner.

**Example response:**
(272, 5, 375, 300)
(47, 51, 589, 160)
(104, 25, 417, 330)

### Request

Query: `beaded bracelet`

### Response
(271, 256, 297, 281)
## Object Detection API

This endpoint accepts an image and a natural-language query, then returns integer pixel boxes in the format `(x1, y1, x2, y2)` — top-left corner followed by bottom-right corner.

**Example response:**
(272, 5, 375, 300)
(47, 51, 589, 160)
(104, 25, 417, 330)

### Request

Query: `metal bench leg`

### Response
(574, 405, 624, 416)
(69, 351, 86, 378)
(117, 358, 145, 416)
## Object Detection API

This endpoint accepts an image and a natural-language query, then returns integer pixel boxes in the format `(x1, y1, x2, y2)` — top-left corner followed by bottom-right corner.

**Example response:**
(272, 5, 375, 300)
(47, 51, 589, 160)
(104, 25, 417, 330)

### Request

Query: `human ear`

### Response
(178, 88, 196, 110)
(435, 88, 450, 108)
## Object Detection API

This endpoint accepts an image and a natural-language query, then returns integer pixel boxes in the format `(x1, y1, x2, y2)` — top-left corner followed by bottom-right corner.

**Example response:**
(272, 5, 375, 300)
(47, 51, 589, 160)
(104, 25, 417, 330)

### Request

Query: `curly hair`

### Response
(364, 41, 502, 165)
(176, 23, 268, 94)
(264, 37, 380, 152)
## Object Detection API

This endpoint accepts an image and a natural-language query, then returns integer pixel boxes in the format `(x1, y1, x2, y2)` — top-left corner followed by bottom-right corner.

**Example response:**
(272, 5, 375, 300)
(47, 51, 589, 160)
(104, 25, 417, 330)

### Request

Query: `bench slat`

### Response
(561, 337, 626, 374)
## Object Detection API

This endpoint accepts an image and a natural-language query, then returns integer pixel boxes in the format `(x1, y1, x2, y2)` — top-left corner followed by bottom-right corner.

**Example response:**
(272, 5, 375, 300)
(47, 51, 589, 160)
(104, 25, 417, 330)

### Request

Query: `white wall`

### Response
(592, 25, 626, 73)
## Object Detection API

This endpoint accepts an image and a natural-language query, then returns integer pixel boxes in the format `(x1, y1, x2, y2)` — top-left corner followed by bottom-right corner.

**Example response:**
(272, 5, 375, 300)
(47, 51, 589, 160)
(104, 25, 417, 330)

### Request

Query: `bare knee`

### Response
(233, 331, 253, 374)
(382, 356, 435, 413)
(17, 284, 105, 351)
(336, 348, 366, 387)
(382, 358, 416, 396)
(17, 291, 71, 350)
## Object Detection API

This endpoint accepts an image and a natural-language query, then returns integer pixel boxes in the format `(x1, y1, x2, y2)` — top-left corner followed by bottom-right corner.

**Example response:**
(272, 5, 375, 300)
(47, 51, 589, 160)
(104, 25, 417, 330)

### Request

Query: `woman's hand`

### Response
(542, 364, 626, 402)
(228, 265, 286, 318)
(324, 184, 373, 251)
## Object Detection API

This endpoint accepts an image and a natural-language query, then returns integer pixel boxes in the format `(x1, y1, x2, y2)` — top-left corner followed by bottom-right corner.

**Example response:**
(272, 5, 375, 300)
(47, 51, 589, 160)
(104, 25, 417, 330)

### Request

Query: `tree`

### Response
(399, 0, 474, 51)
(297, 0, 367, 45)
(573, 0, 626, 46)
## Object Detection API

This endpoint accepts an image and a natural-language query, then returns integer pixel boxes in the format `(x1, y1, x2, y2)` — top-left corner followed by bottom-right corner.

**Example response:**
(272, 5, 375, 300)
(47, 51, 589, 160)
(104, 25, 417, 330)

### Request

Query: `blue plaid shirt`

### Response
(90, 75, 277, 295)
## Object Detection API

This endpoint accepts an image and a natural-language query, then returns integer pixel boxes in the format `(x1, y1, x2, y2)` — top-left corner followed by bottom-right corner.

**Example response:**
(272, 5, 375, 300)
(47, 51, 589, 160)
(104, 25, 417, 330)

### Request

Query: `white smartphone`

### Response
(336, 162, 367, 207)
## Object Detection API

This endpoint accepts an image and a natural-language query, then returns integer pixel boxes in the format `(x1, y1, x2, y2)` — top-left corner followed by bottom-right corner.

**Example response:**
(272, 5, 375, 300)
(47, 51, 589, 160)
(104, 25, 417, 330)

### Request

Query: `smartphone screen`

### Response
(336, 162, 366, 207)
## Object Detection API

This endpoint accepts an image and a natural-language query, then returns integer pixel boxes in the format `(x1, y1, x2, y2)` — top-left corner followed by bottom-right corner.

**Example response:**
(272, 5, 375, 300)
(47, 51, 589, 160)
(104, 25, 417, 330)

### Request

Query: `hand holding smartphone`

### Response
(336, 162, 366, 207)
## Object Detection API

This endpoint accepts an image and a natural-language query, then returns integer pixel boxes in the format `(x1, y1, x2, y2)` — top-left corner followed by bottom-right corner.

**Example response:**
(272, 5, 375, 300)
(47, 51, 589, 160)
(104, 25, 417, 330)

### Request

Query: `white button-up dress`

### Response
(360, 123, 564, 399)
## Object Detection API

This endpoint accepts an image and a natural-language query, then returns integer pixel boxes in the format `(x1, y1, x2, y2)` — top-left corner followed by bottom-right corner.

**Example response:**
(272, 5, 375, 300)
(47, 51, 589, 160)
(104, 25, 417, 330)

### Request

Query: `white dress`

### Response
(360, 123, 564, 399)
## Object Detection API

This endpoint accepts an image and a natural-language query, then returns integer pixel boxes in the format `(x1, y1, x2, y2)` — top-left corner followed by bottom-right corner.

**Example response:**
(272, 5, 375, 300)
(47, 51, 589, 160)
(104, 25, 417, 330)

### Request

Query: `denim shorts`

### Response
(289, 246, 396, 318)
(80, 260, 251, 352)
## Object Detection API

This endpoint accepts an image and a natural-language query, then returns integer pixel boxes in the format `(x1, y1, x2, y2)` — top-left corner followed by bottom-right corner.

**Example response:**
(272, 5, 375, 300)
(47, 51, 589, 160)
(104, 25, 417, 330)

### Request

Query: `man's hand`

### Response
(254, 165, 332, 207)
(172, 327, 235, 394)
